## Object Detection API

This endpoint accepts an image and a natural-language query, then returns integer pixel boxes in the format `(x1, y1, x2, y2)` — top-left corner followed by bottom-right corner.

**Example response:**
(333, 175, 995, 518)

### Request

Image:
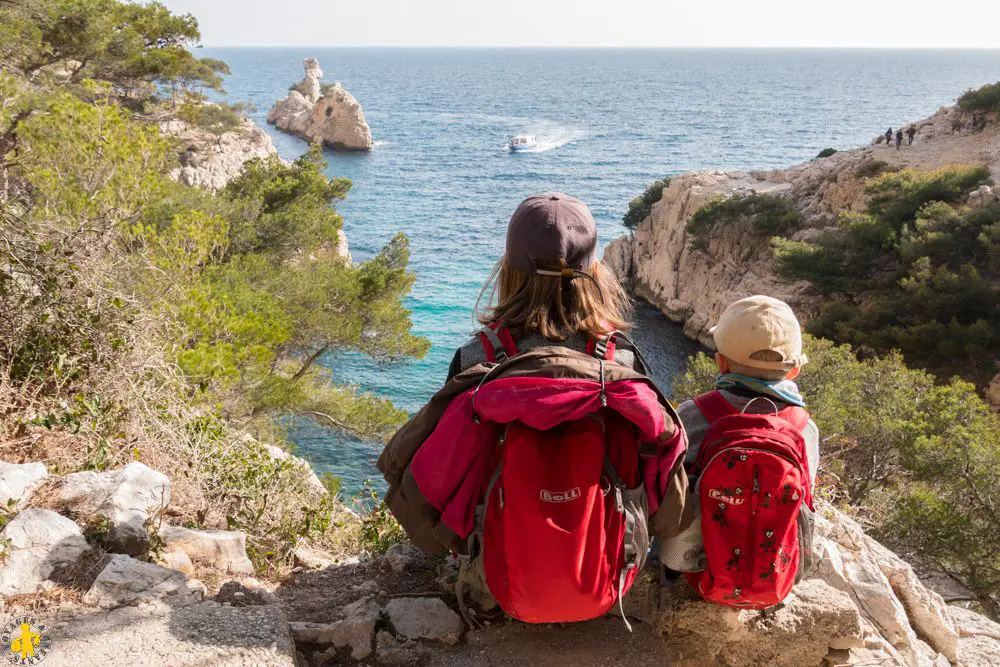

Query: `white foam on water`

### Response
(503, 124, 587, 153)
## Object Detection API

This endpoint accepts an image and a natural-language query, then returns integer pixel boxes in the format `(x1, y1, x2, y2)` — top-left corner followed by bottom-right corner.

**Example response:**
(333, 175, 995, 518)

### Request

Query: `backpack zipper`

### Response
(695, 447, 799, 494)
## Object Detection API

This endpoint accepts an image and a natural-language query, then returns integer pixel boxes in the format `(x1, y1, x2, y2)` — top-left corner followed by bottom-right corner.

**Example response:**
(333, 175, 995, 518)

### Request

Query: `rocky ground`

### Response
(267, 58, 373, 152)
(604, 104, 1000, 405)
(2, 457, 999, 666)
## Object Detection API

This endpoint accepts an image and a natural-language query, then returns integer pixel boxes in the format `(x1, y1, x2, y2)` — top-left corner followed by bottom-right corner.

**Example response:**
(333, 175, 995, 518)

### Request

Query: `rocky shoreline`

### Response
(604, 103, 1000, 403)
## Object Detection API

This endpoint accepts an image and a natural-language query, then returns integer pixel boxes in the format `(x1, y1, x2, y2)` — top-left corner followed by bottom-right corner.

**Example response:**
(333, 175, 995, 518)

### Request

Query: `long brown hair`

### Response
(475, 257, 632, 340)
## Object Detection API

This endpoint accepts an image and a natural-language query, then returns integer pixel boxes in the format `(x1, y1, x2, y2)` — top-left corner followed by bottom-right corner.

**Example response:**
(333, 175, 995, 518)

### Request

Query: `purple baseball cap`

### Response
(505, 193, 598, 275)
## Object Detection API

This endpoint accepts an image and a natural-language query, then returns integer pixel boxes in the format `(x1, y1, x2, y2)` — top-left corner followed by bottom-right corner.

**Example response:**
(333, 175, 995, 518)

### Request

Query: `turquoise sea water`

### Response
(202, 48, 1000, 494)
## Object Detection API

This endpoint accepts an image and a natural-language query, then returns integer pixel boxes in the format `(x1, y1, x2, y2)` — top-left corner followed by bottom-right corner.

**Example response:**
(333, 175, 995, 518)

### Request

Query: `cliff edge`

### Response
(604, 103, 1000, 399)
(267, 58, 373, 152)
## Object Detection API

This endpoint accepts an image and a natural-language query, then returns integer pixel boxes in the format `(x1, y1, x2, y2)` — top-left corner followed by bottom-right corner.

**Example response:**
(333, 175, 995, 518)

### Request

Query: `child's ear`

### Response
(786, 366, 801, 380)
(715, 353, 729, 374)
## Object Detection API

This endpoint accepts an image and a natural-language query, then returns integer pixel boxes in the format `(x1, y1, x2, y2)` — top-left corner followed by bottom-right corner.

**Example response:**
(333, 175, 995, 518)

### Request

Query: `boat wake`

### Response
(504, 125, 586, 153)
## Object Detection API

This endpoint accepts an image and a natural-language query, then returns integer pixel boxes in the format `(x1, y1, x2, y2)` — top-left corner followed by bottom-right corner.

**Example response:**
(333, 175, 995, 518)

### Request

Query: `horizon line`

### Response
(196, 44, 1000, 50)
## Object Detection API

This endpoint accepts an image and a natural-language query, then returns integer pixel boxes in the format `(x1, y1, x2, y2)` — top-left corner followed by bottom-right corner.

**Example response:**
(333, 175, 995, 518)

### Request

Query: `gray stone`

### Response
(215, 580, 278, 607)
(158, 524, 254, 574)
(159, 550, 194, 575)
(289, 597, 379, 660)
(59, 462, 170, 555)
(385, 597, 464, 645)
(383, 542, 423, 573)
(375, 629, 428, 666)
(0, 508, 91, 595)
(83, 554, 206, 609)
(0, 461, 48, 509)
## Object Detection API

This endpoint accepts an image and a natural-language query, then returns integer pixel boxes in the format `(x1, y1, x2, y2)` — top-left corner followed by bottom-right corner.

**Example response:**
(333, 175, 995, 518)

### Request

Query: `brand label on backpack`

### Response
(708, 488, 745, 506)
(540, 487, 582, 503)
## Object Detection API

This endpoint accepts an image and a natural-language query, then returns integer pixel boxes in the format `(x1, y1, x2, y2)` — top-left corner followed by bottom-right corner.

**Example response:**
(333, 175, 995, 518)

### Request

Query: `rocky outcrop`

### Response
(58, 461, 170, 555)
(0, 461, 47, 509)
(605, 104, 1000, 349)
(0, 508, 91, 595)
(987, 373, 1000, 410)
(162, 116, 277, 191)
(267, 58, 373, 151)
(158, 524, 255, 575)
(83, 554, 207, 609)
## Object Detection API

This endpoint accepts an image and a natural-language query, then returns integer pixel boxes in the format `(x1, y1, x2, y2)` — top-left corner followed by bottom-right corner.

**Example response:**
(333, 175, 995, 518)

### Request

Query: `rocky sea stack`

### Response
(267, 58, 373, 151)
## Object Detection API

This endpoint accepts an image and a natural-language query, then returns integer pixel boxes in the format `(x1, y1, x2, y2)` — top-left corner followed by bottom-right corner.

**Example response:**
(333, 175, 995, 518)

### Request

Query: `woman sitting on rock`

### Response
(379, 193, 690, 628)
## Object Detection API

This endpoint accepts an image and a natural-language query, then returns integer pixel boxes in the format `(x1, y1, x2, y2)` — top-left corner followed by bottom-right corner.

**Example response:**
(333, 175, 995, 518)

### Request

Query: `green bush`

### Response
(775, 165, 999, 384)
(816, 148, 838, 158)
(958, 81, 1000, 113)
(854, 159, 893, 179)
(623, 178, 670, 230)
(673, 334, 1000, 610)
(687, 192, 802, 251)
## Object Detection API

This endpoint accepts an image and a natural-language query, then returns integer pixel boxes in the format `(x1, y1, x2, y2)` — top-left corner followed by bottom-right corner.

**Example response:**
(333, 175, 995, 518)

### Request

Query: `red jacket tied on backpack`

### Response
(379, 331, 689, 627)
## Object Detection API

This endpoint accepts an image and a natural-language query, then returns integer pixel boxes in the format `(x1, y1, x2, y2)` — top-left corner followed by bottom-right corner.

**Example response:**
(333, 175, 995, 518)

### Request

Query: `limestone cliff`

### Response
(162, 116, 277, 191)
(267, 58, 373, 151)
(604, 104, 1000, 365)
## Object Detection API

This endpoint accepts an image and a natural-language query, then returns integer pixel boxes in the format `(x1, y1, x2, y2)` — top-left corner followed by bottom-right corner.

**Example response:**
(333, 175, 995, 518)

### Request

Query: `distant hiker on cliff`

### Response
(885, 128, 893, 146)
(907, 126, 917, 145)
(660, 295, 819, 611)
(896, 129, 904, 150)
(379, 193, 690, 628)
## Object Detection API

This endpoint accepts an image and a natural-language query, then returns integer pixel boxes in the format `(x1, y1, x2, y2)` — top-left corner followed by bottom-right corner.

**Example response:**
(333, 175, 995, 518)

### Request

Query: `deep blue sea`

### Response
(200, 48, 1000, 495)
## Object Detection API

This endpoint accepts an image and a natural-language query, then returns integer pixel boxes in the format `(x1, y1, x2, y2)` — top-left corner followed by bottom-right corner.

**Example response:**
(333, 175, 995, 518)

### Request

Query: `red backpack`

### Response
(468, 326, 650, 628)
(687, 390, 813, 610)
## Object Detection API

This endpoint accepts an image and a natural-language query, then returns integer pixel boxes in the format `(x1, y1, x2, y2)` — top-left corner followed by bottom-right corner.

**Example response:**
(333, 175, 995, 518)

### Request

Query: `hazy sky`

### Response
(161, 0, 1000, 48)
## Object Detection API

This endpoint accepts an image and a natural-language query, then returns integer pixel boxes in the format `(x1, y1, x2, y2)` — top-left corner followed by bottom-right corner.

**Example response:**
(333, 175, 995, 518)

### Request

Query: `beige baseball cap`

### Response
(710, 295, 808, 372)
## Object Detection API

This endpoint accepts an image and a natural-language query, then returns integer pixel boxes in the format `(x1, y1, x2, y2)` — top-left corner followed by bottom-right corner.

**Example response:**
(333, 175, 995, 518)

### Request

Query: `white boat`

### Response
(506, 135, 537, 152)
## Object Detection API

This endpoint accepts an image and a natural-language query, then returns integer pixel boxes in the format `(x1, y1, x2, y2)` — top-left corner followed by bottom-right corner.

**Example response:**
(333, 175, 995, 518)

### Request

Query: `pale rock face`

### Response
(382, 542, 424, 573)
(605, 104, 1000, 348)
(267, 58, 373, 151)
(619, 504, 962, 667)
(289, 597, 380, 660)
(295, 58, 324, 104)
(604, 172, 815, 347)
(160, 550, 194, 575)
(0, 461, 48, 509)
(0, 508, 91, 595)
(83, 554, 206, 609)
(162, 116, 277, 191)
(948, 606, 1000, 667)
(987, 373, 1000, 410)
(158, 524, 255, 575)
(58, 462, 170, 556)
(384, 597, 464, 645)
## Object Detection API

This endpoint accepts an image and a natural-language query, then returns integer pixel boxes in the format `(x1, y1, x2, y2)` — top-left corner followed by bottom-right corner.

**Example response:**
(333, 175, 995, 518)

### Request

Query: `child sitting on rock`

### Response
(661, 295, 819, 607)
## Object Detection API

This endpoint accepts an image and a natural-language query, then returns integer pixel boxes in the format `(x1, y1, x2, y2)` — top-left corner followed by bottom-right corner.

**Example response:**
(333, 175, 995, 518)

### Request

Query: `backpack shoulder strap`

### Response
(692, 390, 737, 424)
(778, 406, 810, 432)
(588, 331, 619, 362)
(477, 323, 518, 363)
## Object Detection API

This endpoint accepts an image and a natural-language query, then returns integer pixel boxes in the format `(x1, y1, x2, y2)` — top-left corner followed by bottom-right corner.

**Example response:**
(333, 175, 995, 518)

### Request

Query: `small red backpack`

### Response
(687, 390, 813, 610)
(469, 326, 650, 628)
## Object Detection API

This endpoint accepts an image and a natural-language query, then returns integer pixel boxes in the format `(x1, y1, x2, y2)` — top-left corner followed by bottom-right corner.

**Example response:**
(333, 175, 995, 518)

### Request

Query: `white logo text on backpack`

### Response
(540, 488, 582, 503)
(709, 488, 745, 506)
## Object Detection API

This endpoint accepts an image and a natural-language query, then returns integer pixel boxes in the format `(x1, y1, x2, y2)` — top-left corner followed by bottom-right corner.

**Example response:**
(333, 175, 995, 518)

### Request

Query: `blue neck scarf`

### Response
(715, 373, 806, 408)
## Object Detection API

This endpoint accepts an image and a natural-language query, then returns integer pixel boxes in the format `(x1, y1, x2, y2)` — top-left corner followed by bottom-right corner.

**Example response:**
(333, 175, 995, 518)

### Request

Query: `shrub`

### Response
(673, 334, 1000, 610)
(623, 178, 670, 230)
(816, 148, 838, 158)
(854, 159, 892, 179)
(776, 165, 999, 384)
(958, 81, 1000, 113)
(687, 192, 802, 251)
